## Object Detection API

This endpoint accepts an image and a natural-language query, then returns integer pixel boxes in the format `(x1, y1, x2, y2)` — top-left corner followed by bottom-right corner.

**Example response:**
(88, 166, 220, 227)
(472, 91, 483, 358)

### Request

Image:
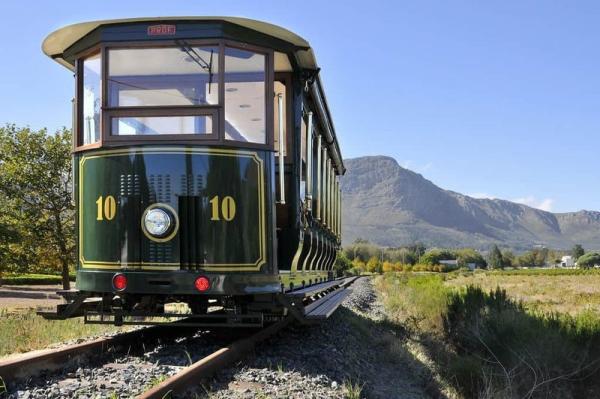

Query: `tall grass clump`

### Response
(375, 273, 450, 332)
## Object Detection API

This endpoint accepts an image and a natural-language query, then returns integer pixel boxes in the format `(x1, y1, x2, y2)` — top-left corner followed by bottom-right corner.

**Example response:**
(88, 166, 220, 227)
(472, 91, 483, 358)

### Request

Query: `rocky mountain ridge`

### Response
(341, 156, 600, 250)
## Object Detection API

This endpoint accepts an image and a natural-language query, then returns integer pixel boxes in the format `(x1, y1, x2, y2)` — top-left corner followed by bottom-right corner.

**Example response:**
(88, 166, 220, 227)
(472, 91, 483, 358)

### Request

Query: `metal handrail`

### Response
(305, 112, 314, 211)
(277, 93, 285, 204)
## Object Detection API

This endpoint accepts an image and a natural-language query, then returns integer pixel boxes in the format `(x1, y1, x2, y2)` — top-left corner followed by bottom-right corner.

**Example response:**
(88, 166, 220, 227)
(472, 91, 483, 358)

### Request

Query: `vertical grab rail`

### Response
(316, 135, 322, 220)
(305, 112, 314, 212)
(277, 93, 285, 204)
(323, 157, 331, 227)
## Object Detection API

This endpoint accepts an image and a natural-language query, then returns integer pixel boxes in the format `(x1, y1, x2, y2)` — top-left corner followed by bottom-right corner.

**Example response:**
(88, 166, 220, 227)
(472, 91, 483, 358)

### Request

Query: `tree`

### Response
(0, 125, 74, 289)
(572, 244, 585, 260)
(334, 252, 352, 277)
(382, 261, 394, 273)
(488, 245, 504, 269)
(407, 243, 426, 261)
(455, 248, 487, 268)
(501, 250, 514, 268)
(577, 252, 600, 269)
(351, 259, 366, 274)
(366, 256, 382, 273)
(420, 249, 455, 266)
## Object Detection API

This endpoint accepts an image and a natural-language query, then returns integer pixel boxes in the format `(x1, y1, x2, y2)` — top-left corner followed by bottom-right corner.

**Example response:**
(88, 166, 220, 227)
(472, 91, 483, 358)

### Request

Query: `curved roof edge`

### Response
(42, 16, 317, 70)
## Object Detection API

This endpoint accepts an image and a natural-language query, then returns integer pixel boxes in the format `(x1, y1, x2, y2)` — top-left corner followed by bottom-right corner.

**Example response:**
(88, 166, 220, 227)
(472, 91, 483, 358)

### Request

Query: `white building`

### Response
(561, 256, 575, 267)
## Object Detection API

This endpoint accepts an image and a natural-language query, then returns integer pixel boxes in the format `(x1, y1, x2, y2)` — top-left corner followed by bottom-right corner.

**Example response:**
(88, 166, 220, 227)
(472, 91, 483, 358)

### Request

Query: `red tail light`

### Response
(194, 276, 210, 292)
(112, 274, 127, 291)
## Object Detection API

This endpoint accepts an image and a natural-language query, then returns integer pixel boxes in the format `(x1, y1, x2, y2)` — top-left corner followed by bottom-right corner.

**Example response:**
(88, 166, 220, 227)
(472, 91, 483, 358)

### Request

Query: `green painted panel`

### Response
(77, 147, 266, 271)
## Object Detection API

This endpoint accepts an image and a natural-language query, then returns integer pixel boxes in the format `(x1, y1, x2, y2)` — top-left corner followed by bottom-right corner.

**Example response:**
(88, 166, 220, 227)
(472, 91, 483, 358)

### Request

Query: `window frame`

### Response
(73, 39, 274, 151)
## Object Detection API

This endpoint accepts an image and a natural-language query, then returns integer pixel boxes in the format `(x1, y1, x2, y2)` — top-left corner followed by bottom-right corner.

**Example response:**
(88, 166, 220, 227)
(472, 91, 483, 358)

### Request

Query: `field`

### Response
(445, 269, 600, 315)
(375, 270, 600, 398)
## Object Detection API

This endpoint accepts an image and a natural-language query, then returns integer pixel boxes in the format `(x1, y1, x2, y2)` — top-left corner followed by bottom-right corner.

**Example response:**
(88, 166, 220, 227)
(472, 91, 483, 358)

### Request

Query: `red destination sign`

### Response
(147, 24, 177, 36)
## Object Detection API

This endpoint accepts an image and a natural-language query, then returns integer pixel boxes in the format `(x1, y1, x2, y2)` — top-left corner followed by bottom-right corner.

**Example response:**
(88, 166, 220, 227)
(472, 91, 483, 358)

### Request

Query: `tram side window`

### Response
(224, 47, 266, 143)
(82, 53, 101, 145)
(299, 113, 307, 199)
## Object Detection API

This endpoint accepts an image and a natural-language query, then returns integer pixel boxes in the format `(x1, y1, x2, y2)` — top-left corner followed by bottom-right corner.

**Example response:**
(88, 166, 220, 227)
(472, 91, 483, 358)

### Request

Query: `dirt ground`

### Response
(0, 284, 63, 309)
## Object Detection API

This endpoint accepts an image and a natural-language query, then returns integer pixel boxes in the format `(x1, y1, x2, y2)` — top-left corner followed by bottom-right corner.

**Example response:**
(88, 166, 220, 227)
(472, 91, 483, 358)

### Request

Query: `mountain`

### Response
(341, 156, 600, 251)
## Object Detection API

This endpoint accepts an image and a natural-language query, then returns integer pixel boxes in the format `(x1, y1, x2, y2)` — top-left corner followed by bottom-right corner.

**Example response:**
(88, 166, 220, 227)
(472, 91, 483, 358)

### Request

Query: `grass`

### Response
(375, 272, 600, 398)
(343, 379, 364, 399)
(375, 273, 449, 332)
(145, 374, 169, 390)
(445, 270, 600, 315)
(0, 309, 121, 357)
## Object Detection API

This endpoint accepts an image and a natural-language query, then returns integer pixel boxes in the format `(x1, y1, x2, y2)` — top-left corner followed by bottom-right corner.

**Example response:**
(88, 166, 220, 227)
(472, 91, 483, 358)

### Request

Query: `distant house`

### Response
(561, 256, 575, 267)
(440, 259, 459, 268)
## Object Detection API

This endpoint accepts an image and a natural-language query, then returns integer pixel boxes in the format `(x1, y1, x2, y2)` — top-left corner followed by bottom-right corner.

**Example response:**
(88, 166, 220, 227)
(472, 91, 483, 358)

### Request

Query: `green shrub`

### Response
(1, 273, 76, 285)
(442, 286, 600, 397)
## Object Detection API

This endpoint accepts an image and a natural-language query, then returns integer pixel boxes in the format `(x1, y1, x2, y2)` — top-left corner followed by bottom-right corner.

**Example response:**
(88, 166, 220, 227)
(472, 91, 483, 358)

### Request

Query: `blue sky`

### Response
(1, 0, 598, 213)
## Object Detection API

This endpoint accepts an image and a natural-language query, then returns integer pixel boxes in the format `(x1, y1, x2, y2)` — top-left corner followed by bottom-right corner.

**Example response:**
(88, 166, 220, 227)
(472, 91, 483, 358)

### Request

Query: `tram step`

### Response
(287, 280, 341, 298)
(304, 289, 350, 320)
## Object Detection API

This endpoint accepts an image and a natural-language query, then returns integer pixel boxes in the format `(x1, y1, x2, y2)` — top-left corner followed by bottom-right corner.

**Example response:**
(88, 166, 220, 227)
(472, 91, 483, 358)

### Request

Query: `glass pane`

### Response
(82, 53, 101, 145)
(224, 48, 265, 143)
(108, 46, 219, 107)
(111, 115, 212, 135)
(274, 81, 286, 155)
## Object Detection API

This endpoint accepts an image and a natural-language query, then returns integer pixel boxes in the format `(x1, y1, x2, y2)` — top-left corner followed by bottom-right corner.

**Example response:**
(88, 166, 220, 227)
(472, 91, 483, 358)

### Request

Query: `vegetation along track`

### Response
(0, 316, 292, 398)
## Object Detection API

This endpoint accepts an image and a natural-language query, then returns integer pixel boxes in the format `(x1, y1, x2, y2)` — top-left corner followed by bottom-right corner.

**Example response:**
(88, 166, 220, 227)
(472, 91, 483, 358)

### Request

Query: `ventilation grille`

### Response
(148, 242, 173, 263)
(180, 174, 205, 196)
(149, 174, 172, 203)
(120, 174, 141, 196)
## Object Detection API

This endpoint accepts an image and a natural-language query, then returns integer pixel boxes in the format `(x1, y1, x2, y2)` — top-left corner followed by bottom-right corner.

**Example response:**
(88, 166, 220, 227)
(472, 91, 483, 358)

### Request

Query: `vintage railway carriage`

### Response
(40, 17, 346, 325)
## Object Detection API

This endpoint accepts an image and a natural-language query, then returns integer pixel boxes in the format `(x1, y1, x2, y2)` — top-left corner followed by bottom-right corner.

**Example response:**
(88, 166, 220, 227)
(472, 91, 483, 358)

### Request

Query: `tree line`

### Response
(335, 239, 600, 275)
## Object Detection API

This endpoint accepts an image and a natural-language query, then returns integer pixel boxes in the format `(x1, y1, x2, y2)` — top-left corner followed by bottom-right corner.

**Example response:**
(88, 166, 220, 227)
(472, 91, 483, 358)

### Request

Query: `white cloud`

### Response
(468, 193, 497, 200)
(513, 196, 555, 212)
(401, 160, 434, 174)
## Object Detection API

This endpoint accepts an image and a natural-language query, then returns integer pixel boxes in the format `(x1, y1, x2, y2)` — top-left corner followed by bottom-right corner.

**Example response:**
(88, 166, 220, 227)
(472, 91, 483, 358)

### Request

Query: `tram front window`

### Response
(108, 46, 219, 107)
(111, 115, 212, 135)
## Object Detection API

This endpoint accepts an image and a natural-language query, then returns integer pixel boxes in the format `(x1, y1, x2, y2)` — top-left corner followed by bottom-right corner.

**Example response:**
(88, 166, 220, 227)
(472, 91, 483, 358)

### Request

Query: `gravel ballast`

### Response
(191, 277, 438, 399)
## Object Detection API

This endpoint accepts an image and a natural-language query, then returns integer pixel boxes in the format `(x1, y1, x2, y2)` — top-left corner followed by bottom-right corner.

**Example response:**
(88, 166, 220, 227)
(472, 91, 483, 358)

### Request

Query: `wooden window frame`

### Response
(73, 39, 274, 152)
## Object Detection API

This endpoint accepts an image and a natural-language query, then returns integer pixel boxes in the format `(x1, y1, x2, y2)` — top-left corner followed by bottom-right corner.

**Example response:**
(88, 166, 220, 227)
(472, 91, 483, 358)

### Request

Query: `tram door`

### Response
(274, 76, 295, 270)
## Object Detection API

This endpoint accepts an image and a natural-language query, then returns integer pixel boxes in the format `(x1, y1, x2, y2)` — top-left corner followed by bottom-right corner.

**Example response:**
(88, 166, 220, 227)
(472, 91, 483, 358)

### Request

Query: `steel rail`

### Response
(137, 317, 293, 399)
(0, 324, 196, 382)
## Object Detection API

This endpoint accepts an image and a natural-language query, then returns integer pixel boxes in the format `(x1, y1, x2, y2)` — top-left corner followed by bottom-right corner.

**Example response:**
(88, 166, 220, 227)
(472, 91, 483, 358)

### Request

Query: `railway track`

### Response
(1, 278, 358, 398)
(0, 317, 291, 398)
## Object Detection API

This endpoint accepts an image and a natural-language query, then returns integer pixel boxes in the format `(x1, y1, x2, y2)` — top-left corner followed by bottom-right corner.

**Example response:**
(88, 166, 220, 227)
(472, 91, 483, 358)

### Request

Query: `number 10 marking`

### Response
(210, 196, 236, 221)
(96, 195, 116, 221)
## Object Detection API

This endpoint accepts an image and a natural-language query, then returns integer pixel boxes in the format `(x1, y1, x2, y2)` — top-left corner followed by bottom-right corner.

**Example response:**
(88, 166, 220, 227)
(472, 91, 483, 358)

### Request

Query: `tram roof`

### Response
(42, 16, 317, 71)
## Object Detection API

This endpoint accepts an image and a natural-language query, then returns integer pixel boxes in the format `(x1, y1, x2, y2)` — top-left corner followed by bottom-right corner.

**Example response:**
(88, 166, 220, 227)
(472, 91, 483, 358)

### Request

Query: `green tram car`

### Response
(40, 17, 348, 326)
